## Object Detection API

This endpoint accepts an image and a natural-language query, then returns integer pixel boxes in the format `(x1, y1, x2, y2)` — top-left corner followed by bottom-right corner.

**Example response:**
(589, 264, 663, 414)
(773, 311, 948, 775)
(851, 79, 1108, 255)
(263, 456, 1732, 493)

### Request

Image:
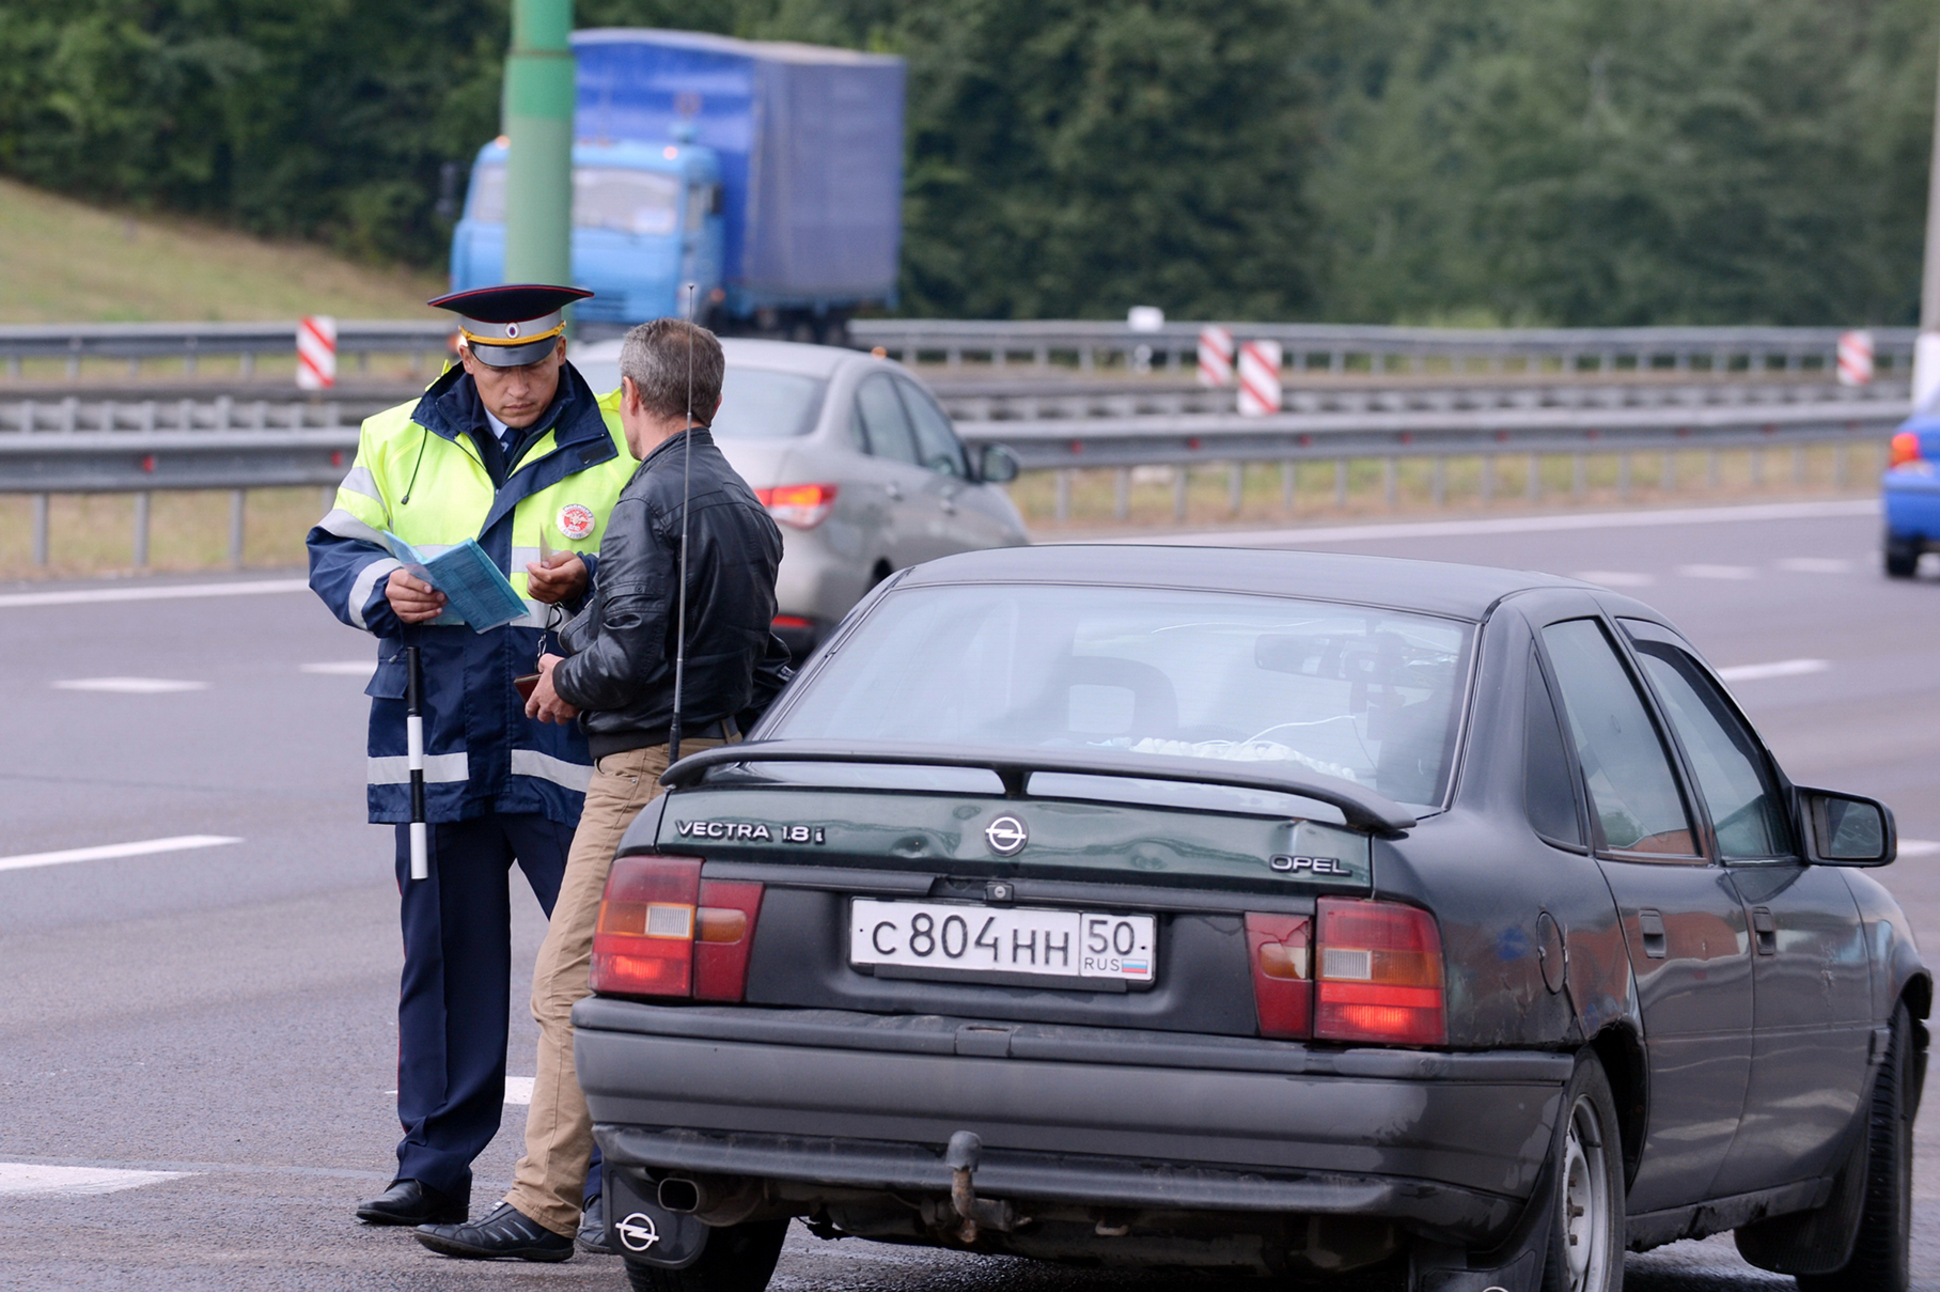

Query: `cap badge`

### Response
(504, 321, 521, 338)
(556, 503, 595, 541)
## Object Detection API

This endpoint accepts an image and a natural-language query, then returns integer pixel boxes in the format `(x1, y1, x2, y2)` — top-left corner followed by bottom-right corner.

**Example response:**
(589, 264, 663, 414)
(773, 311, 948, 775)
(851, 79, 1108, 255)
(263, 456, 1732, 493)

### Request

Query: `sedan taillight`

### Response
(1245, 913, 1311, 1038)
(1247, 898, 1445, 1046)
(757, 483, 839, 529)
(1314, 897, 1447, 1046)
(590, 856, 764, 1002)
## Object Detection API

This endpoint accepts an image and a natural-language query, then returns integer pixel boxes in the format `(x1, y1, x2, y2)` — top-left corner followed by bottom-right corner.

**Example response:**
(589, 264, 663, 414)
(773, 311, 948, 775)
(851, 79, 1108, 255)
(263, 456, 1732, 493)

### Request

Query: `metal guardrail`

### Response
(0, 317, 1915, 380)
(854, 319, 1918, 376)
(0, 320, 454, 379)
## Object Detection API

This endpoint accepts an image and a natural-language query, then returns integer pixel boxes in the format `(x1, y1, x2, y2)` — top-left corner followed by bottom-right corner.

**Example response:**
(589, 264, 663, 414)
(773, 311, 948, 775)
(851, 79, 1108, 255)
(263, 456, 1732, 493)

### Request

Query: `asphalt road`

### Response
(1, 495, 1935, 1291)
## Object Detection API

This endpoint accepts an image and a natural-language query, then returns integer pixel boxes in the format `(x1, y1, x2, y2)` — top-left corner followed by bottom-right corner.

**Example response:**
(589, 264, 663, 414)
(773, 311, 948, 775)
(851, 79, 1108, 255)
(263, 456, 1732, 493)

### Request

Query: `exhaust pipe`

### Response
(657, 1177, 702, 1213)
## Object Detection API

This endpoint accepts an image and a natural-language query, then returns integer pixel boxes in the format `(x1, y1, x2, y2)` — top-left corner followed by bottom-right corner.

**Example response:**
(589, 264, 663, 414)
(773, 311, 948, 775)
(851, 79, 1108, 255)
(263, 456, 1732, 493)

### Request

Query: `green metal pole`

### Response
(502, 0, 574, 286)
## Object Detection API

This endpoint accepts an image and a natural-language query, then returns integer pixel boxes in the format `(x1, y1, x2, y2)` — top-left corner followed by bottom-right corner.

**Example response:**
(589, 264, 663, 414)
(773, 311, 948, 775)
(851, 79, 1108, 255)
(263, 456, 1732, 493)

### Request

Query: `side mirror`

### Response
(1799, 788, 1896, 866)
(976, 443, 1021, 485)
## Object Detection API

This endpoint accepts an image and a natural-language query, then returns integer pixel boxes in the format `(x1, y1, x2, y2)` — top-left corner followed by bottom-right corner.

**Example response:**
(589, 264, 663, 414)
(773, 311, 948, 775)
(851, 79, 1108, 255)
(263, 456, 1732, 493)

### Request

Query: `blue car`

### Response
(1884, 397, 1940, 576)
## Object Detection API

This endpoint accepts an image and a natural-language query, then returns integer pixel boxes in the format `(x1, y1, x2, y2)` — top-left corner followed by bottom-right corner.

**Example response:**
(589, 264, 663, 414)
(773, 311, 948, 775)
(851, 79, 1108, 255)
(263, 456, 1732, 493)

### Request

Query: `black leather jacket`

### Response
(552, 427, 790, 759)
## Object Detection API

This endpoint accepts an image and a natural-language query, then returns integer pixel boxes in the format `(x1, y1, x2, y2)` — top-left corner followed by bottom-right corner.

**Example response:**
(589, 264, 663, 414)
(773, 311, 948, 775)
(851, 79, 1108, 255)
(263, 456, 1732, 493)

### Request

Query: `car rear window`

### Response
(769, 584, 1474, 811)
(711, 369, 826, 439)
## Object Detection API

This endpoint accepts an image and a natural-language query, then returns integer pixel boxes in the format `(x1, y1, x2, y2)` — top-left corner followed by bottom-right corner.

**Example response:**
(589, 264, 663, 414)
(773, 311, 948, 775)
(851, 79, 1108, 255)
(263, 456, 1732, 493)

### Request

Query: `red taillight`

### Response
(1891, 431, 1923, 469)
(591, 856, 701, 997)
(694, 878, 764, 1001)
(590, 856, 765, 1001)
(1313, 898, 1446, 1046)
(1245, 913, 1311, 1038)
(756, 483, 838, 529)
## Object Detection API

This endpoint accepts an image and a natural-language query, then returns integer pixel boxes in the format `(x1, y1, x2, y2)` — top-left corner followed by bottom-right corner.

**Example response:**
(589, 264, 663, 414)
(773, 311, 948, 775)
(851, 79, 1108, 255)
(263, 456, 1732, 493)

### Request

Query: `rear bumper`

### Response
(575, 999, 1572, 1245)
(1884, 467, 1940, 539)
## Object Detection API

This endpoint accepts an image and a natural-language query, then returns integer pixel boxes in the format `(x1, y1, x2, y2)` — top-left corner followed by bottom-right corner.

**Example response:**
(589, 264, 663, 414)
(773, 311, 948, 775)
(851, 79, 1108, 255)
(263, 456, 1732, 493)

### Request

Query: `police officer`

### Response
(308, 284, 638, 1231)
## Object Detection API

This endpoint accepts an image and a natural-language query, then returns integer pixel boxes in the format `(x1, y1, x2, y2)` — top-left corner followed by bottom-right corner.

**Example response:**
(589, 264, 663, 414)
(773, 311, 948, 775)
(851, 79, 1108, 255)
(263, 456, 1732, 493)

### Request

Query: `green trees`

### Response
(0, 0, 1936, 325)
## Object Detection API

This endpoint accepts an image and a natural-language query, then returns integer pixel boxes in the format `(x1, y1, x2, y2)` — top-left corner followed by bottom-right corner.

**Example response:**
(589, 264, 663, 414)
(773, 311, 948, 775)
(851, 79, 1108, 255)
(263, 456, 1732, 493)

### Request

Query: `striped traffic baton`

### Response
(405, 643, 428, 880)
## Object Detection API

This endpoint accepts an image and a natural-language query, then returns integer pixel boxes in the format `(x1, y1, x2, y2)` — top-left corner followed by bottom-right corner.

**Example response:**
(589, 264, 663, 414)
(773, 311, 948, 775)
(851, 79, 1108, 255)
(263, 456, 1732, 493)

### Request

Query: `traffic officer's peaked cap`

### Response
(428, 284, 594, 368)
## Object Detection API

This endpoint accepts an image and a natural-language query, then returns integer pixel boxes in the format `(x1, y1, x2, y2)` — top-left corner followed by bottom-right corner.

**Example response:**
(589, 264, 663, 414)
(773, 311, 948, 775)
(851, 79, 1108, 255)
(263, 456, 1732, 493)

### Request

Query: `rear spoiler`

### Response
(660, 738, 1417, 836)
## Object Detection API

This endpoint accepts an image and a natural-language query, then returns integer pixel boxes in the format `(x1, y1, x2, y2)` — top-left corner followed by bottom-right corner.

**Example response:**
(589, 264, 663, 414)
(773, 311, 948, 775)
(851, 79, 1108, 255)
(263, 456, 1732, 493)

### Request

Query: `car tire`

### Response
(622, 1218, 788, 1292)
(1796, 1003, 1914, 1292)
(1884, 535, 1919, 579)
(1540, 1053, 1625, 1292)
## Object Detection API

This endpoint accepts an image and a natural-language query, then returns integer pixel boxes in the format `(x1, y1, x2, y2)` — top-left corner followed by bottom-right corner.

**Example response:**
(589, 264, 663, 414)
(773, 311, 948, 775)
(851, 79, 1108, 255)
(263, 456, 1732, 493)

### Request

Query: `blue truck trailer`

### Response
(450, 28, 905, 342)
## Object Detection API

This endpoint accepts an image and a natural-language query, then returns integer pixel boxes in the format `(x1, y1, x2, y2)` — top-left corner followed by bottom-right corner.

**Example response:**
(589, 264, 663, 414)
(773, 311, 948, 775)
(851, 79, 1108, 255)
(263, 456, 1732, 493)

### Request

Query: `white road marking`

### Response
(1898, 840, 1940, 858)
(301, 661, 375, 676)
(1715, 659, 1830, 682)
(0, 1162, 191, 1197)
(1571, 571, 1656, 587)
(1677, 564, 1758, 580)
(52, 677, 208, 694)
(0, 578, 309, 609)
(0, 835, 242, 874)
(1777, 557, 1854, 574)
(1104, 498, 1879, 548)
(505, 1076, 534, 1106)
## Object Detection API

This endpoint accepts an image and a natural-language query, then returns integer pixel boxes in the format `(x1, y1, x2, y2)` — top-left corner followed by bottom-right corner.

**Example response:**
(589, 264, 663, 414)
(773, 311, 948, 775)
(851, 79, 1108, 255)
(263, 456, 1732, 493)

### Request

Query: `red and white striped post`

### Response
(1836, 330, 1874, 387)
(1237, 339, 1282, 416)
(1198, 326, 1234, 387)
(297, 315, 338, 390)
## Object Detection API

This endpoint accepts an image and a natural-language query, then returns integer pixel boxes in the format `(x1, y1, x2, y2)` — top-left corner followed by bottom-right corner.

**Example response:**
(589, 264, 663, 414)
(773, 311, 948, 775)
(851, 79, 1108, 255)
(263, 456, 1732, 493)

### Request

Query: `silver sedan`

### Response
(573, 337, 1029, 655)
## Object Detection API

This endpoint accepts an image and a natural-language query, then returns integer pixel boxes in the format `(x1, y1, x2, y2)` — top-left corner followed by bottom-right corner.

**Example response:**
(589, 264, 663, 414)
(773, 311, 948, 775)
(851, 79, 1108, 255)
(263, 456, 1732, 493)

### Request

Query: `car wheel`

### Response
(1884, 536, 1919, 579)
(1541, 1053, 1625, 1292)
(623, 1218, 788, 1292)
(1797, 1003, 1914, 1292)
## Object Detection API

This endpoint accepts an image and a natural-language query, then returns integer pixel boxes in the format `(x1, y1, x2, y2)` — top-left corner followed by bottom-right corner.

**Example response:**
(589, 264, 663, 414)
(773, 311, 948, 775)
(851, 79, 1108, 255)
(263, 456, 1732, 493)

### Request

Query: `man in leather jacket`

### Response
(416, 318, 789, 1262)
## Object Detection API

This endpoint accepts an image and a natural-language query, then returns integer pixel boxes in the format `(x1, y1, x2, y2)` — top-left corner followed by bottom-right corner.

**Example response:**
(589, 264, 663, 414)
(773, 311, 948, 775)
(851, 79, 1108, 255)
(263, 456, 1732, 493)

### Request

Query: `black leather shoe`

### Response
(356, 1178, 467, 1226)
(577, 1195, 617, 1256)
(416, 1202, 575, 1262)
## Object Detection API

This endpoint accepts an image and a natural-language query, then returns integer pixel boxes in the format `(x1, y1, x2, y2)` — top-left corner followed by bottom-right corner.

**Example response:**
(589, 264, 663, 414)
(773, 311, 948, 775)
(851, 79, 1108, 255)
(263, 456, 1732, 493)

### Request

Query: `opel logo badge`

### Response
(985, 814, 1028, 856)
(616, 1212, 660, 1252)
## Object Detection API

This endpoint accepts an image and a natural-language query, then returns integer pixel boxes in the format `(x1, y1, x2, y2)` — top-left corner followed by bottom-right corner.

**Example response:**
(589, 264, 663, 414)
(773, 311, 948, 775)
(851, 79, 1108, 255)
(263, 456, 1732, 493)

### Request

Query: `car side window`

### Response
(1540, 618, 1700, 859)
(1629, 640, 1793, 861)
(896, 379, 969, 478)
(853, 375, 921, 466)
(1525, 652, 1585, 849)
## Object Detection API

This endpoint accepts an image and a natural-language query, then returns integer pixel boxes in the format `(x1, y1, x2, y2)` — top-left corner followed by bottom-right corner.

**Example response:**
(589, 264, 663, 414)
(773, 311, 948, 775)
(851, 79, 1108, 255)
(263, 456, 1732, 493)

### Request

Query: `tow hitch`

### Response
(943, 1131, 1026, 1243)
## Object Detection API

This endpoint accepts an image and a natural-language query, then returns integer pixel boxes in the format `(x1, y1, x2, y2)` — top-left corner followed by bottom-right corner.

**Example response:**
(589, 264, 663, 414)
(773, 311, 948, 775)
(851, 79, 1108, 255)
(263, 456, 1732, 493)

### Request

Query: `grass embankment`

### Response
(0, 176, 443, 324)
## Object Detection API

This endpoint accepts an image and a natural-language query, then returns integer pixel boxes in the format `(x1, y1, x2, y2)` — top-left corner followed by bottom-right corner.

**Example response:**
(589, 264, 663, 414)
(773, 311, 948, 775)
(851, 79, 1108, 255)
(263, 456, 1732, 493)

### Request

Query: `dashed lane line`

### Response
(506, 1077, 534, 1105)
(0, 578, 309, 609)
(301, 661, 375, 676)
(0, 835, 242, 874)
(1715, 659, 1830, 682)
(1676, 563, 1759, 580)
(0, 1162, 193, 1198)
(52, 676, 208, 694)
(1899, 840, 1940, 858)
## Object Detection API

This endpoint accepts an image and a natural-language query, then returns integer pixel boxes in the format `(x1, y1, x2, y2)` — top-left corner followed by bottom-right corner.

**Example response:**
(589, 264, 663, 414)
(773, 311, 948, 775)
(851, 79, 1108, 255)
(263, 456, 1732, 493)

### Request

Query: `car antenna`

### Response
(668, 283, 697, 766)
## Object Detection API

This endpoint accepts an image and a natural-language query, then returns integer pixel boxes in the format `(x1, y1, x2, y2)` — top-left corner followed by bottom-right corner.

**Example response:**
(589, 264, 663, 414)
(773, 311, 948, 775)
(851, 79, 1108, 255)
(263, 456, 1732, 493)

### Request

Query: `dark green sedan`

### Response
(574, 546, 1926, 1292)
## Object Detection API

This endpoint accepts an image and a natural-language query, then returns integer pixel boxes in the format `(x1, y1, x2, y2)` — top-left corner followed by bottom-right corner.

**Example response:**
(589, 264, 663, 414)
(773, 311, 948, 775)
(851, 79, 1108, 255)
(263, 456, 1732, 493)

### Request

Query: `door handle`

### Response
(939, 498, 958, 515)
(1637, 909, 1667, 959)
(884, 483, 903, 501)
(1751, 907, 1777, 956)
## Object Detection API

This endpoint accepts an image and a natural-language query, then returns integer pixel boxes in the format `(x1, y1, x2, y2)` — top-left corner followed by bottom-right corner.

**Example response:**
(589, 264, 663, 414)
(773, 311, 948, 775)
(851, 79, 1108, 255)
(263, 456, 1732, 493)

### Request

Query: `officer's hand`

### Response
(526, 551, 588, 605)
(385, 568, 447, 623)
(526, 653, 580, 725)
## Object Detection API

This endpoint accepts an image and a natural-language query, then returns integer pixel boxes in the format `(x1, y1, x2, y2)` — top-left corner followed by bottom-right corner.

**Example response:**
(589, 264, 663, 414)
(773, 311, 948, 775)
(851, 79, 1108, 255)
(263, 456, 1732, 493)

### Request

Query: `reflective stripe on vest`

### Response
(368, 751, 471, 784)
(510, 748, 594, 792)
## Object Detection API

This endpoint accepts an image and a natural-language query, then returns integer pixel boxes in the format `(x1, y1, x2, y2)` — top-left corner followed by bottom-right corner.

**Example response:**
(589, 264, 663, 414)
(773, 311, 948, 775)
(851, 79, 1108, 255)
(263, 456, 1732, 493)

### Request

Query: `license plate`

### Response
(850, 899, 1156, 988)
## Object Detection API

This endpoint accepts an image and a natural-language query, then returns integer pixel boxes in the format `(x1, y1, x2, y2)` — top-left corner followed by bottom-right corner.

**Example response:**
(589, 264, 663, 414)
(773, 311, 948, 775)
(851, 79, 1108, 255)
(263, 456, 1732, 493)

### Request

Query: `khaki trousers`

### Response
(503, 740, 722, 1235)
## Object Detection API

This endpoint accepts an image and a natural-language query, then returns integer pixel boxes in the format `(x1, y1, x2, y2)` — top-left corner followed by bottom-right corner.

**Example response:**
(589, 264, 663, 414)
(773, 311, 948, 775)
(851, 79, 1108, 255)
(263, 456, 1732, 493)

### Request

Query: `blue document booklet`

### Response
(383, 532, 527, 633)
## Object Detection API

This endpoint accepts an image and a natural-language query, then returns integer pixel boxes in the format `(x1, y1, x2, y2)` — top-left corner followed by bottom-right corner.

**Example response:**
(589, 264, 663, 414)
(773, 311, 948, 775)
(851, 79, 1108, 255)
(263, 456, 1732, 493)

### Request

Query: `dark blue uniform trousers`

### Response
(393, 815, 601, 1201)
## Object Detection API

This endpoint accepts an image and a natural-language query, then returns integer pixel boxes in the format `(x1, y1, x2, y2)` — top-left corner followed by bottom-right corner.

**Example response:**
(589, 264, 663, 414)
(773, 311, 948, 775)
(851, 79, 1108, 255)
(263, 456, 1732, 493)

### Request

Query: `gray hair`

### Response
(618, 318, 725, 423)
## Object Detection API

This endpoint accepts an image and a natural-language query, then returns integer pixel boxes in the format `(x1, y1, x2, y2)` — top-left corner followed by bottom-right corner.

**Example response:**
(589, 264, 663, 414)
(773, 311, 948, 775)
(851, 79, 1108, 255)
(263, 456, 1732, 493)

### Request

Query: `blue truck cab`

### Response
(450, 28, 905, 341)
(1883, 395, 1940, 576)
(450, 137, 724, 328)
